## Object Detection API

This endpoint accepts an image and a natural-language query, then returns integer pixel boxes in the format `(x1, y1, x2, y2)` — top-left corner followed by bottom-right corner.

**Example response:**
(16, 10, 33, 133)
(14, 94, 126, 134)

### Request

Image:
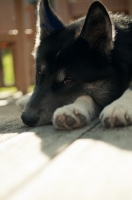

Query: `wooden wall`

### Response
(0, 0, 36, 93)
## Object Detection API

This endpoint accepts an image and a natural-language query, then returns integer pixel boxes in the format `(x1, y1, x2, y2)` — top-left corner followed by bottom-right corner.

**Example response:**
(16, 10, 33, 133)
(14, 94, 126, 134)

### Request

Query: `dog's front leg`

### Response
(53, 96, 100, 129)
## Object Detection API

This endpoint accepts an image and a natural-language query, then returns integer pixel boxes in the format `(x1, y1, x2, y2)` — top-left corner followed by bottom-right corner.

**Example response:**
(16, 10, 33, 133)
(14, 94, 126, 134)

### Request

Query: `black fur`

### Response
(21, 0, 132, 127)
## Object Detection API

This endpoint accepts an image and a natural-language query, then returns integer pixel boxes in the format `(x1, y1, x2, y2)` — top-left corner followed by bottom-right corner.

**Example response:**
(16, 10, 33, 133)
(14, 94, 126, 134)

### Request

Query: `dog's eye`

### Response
(63, 76, 73, 85)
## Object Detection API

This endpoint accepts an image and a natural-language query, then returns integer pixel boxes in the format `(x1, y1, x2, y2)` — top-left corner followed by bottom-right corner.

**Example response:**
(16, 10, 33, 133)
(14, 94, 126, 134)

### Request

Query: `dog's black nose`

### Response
(21, 112, 39, 127)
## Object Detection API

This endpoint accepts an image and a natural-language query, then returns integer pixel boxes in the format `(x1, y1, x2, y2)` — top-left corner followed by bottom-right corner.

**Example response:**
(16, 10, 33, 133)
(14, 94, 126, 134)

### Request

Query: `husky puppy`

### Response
(21, 0, 132, 129)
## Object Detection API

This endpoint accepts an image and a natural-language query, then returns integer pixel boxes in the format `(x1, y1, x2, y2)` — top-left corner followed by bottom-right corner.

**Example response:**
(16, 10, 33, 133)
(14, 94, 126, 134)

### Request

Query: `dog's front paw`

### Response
(53, 104, 90, 129)
(100, 101, 132, 127)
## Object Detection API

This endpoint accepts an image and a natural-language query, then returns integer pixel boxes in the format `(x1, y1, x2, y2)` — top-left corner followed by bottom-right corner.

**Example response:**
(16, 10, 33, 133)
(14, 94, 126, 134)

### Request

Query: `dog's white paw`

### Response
(53, 104, 90, 129)
(100, 101, 132, 127)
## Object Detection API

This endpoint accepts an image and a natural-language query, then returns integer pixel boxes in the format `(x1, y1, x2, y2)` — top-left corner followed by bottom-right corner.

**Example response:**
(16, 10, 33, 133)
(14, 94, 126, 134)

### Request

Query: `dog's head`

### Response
(21, 0, 121, 127)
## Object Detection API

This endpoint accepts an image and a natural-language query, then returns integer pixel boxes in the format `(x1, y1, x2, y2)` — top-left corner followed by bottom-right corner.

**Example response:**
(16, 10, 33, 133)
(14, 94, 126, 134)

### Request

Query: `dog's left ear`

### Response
(38, 0, 65, 38)
(80, 1, 113, 53)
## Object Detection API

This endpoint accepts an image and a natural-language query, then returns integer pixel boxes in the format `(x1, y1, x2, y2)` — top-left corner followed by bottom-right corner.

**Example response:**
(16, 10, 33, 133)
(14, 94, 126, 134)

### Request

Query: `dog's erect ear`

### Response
(80, 1, 113, 53)
(38, 0, 65, 38)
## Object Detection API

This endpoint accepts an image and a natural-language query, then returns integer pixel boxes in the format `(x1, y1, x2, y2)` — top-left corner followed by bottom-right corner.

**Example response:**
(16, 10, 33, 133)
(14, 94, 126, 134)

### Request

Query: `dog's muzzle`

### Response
(21, 111, 39, 127)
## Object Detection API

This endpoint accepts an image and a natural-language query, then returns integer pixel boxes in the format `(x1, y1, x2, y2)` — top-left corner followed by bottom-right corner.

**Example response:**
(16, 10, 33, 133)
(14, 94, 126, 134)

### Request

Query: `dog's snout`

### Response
(21, 112, 39, 127)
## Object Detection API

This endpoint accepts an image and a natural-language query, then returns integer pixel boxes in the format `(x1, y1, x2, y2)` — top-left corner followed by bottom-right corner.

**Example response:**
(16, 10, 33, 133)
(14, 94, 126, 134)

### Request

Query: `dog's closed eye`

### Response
(63, 76, 74, 85)
(52, 75, 74, 92)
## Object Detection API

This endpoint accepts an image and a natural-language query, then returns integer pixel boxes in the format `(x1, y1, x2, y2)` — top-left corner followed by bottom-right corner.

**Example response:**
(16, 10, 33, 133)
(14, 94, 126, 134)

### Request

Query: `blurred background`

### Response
(0, 0, 132, 95)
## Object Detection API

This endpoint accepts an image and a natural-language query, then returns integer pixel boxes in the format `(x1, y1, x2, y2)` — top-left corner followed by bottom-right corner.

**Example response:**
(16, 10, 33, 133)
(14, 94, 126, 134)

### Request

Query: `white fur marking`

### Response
(56, 69, 66, 82)
(100, 89, 132, 127)
(53, 95, 100, 129)
(41, 63, 46, 72)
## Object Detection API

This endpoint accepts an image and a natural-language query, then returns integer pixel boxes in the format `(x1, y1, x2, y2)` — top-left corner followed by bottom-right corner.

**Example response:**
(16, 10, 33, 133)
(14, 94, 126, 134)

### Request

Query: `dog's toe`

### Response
(74, 110, 86, 123)
(125, 114, 132, 125)
(55, 115, 66, 129)
(65, 115, 76, 127)
(114, 116, 125, 127)
(103, 117, 110, 127)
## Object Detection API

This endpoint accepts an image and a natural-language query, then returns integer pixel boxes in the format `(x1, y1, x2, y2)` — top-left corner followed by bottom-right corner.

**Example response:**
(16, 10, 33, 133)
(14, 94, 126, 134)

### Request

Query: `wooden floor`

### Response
(1, 92, 132, 200)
